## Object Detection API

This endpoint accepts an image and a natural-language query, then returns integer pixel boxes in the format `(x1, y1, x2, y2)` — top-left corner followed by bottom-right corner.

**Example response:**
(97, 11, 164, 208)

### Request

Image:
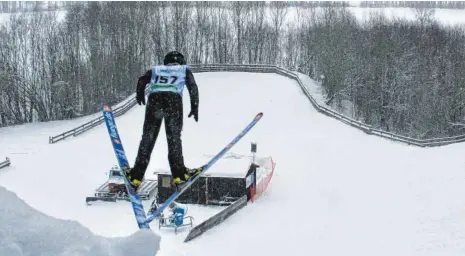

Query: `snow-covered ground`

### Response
(2, 6, 465, 27)
(2, 72, 465, 255)
(296, 72, 360, 119)
(346, 6, 465, 26)
(0, 186, 160, 256)
(0, 9, 66, 24)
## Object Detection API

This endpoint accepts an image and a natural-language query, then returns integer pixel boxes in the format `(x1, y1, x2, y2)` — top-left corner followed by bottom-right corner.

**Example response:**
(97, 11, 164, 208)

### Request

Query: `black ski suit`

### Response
(131, 65, 199, 181)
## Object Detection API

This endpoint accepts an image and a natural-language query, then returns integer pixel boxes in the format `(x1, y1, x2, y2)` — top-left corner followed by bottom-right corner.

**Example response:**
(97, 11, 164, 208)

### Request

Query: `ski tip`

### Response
(255, 112, 263, 119)
(103, 104, 112, 112)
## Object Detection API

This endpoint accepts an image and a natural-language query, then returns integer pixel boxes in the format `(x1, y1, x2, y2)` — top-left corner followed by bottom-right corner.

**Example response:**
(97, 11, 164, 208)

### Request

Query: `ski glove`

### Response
(188, 107, 198, 122)
(136, 76, 149, 106)
(136, 92, 145, 105)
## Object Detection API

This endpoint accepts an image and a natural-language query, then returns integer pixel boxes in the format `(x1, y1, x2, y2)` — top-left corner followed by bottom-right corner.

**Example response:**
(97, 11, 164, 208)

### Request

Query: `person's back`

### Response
(147, 65, 188, 96)
(124, 51, 203, 191)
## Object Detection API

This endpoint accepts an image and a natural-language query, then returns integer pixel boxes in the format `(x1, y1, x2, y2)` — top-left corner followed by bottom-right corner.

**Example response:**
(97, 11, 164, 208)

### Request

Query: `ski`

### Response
(102, 104, 150, 229)
(144, 112, 264, 225)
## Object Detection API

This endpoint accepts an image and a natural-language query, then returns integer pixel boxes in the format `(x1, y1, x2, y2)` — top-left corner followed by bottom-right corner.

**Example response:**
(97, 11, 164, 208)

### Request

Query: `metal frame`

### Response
(86, 179, 157, 204)
(159, 215, 194, 234)
(0, 157, 10, 169)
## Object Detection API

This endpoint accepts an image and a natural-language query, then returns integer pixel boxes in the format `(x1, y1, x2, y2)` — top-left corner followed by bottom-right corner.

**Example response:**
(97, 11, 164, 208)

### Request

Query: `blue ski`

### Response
(144, 112, 264, 225)
(102, 104, 150, 229)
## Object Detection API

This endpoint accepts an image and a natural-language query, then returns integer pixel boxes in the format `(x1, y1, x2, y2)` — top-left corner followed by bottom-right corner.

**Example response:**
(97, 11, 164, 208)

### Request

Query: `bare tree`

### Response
(269, 1, 288, 65)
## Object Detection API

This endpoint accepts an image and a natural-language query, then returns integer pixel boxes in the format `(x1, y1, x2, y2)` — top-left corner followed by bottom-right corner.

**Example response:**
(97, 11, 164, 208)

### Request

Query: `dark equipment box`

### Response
(156, 164, 256, 206)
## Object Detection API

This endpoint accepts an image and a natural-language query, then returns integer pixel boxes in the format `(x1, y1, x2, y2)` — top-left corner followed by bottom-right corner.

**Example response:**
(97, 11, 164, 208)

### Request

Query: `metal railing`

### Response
(48, 64, 463, 147)
(276, 66, 465, 147)
(49, 96, 139, 144)
(0, 157, 10, 169)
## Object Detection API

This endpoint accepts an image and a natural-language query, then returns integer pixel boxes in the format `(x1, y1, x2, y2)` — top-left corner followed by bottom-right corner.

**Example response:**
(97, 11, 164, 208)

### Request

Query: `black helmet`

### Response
(163, 51, 186, 65)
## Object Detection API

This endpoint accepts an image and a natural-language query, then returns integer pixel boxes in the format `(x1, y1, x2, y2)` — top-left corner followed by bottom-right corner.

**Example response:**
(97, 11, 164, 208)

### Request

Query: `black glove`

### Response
(188, 107, 198, 122)
(136, 77, 148, 106)
(136, 92, 145, 105)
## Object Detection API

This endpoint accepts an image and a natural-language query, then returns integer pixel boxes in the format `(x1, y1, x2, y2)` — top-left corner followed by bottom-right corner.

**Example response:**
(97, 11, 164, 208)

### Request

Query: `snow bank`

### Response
(295, 72, 358, 118)
(294, 72, 327, 106)
(0, 186, 160, 256)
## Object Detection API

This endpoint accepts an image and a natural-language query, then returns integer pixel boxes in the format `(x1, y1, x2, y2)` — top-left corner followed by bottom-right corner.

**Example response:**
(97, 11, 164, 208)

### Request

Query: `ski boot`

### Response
(171, 166, 205, 190)
(122, 167, 142, 192)
(186, 166, 204, 179)
(171, 173, 191, 190)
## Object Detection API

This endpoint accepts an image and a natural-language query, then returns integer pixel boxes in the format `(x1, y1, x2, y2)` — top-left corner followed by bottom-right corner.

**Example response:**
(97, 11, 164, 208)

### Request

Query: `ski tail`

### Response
(102, 104, 150, 229)
(144, 112, 263, 225)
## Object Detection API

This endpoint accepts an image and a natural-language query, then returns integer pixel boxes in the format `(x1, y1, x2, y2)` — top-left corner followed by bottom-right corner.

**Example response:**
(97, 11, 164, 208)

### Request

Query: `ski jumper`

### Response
(132, 64, 199, 181)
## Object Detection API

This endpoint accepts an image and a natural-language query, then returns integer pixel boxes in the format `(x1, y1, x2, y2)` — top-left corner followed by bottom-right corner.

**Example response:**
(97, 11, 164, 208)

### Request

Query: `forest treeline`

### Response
(1, 1, 465, 140)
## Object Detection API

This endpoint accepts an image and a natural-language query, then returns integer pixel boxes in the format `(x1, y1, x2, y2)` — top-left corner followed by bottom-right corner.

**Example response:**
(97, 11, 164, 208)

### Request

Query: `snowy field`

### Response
(155, 153, 252, 178)
(1, 6, 465, 27)
(2, 71, 465, 255)
(345, 6, 465, 26)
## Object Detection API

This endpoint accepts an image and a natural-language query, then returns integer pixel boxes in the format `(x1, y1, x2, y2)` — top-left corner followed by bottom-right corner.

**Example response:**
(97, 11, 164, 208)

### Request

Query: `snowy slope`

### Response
(1, 72, 465, 256)
(0, 186, 160, 256)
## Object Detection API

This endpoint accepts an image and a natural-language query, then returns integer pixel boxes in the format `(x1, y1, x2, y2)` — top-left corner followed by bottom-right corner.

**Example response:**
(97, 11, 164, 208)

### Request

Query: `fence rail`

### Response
(49, 64, 464, 147)
(49, 95, 139, 144)
(0, 157, 10, 169)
